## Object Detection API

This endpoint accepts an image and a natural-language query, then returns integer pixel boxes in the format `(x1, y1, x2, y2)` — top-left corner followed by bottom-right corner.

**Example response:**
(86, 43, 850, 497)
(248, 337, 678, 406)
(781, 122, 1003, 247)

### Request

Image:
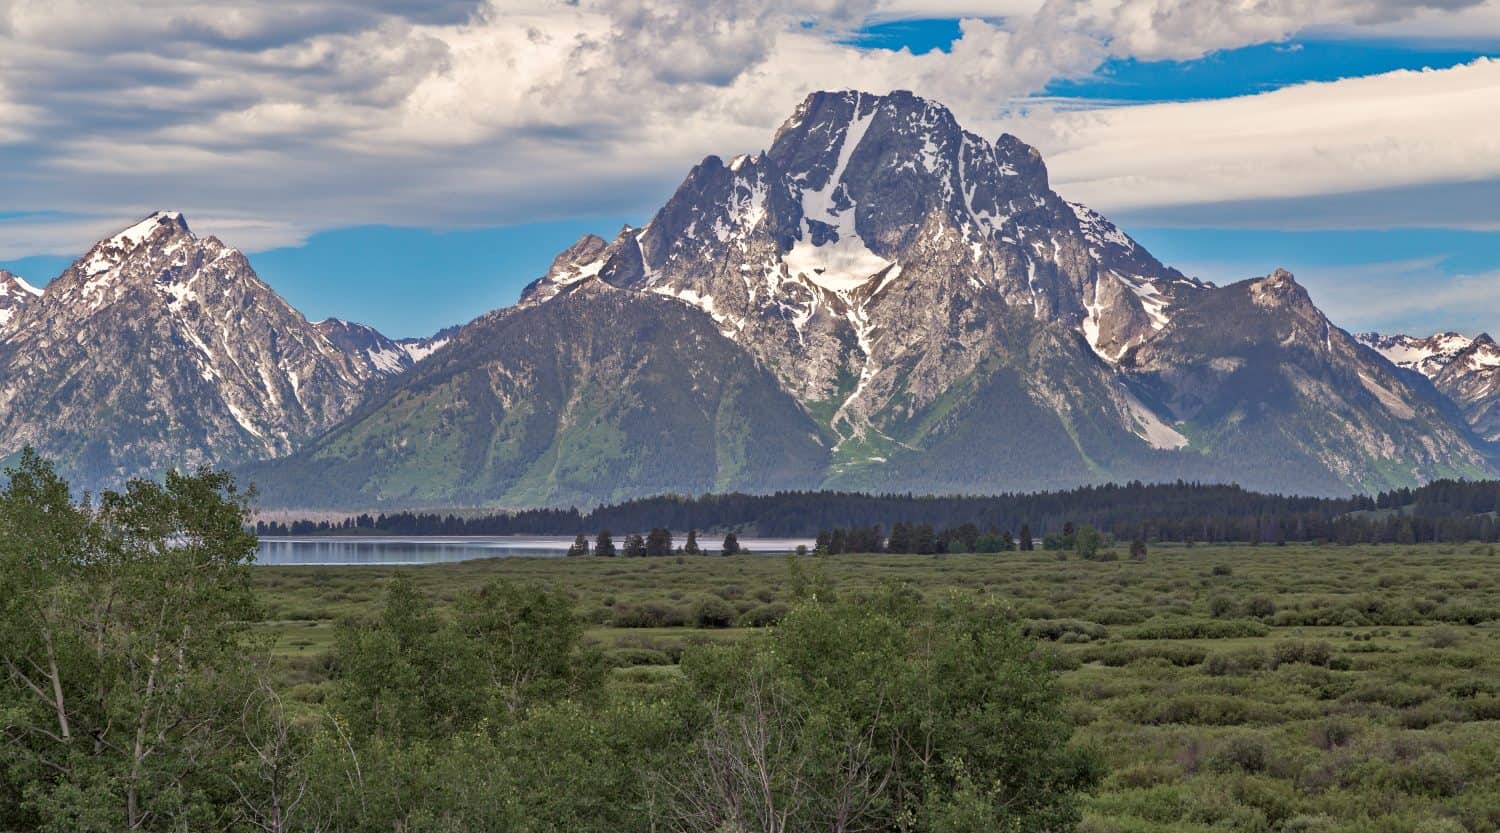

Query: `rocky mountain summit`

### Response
(0, 212, 413, 489)
(501, 91, 1491, 501)
(521, 91, 1202, 451)
(0, 269, 42, 335)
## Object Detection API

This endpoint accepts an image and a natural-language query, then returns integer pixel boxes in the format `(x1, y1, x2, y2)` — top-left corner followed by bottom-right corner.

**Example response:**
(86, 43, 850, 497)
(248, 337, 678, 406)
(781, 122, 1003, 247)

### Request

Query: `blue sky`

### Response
(3, 2, 1500, 338)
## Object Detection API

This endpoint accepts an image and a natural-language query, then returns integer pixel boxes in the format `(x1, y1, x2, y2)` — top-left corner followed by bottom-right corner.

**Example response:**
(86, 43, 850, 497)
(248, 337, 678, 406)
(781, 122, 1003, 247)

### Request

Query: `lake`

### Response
(255, 535, 816, 565)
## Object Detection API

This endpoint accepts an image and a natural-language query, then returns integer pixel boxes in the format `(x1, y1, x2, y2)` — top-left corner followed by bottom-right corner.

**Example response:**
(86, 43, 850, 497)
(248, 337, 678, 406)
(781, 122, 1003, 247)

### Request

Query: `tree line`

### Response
(258, 478, 1500, 544)
(563, 528, 750, 557)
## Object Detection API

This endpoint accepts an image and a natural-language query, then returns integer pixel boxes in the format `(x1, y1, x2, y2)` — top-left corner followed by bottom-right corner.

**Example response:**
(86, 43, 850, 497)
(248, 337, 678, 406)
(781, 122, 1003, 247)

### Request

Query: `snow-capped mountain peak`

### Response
(0, 269, 43, 333)
(1357, 330, 1500, 442)
(0, 213, 427, 489)
(520, 88, 1202, 447)
(79, 211, 192, 279)
(1357, 331, 1475, 378)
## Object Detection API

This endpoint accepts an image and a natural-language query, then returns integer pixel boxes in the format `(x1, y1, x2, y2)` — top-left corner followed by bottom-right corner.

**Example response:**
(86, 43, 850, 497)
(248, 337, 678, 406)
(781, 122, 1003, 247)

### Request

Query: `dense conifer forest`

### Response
(258, 479, 1500, 545)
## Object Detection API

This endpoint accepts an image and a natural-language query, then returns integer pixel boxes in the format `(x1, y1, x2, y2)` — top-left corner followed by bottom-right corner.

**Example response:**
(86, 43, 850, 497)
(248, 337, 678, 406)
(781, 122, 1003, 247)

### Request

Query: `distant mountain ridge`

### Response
(3, 92, 1497, 504)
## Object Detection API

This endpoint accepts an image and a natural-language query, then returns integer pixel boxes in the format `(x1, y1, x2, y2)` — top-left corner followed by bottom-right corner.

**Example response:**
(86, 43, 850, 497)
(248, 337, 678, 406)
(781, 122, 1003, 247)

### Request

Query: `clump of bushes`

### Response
(1390, 753, 1464, 797)
(1203, 648, 1269, 676)
(1024, 618, 1108, 642)
(1079, 643, 1207, 668)
(1421, 626, 1462, 649)
(1306, 717, 1360, 750)
(605, 647, 672, 667)
(1344, 681, 1435, 709)
(1129, 618, 1269, 640)
(738, 602, 790, 628)
(1208, 595, 1238, 618)
(1209, 733, 1272, 773)
(1245, 595, 1278, 619)
(1271, 639, 1334, 668)
(690, 597, 738, 628)
(611, 602, 688, 628)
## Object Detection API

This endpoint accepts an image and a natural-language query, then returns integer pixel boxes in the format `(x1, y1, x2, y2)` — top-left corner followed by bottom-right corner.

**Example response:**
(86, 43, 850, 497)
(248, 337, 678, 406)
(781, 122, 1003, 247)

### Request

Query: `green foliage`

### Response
(667, 592, 1100, 832)
(331, 575, 603, 738)
(0, 450, 259, 832)
(689, 597, 737, 628)
(14, 458, 1500, 833)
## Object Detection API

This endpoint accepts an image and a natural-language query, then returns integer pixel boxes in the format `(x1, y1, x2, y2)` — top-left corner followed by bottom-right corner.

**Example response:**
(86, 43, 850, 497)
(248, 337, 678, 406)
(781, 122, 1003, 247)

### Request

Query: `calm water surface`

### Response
(255, 535, 815, 565)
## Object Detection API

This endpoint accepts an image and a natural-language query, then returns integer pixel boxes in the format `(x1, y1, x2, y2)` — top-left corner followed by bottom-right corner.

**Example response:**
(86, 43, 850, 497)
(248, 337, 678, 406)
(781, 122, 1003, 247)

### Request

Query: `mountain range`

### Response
(5, 90, 1497, 506)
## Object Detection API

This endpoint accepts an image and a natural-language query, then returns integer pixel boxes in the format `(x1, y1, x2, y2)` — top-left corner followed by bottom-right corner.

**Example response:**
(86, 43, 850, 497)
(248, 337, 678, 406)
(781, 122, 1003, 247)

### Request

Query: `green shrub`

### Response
(690, 597, 737, 628)
(1272, 639, 1334, 667)
(737, 602, 790, 628)
(1024, 618, 1108, 642)
(1345, 681, 1435, 709)
(605, 647, 672, 667)
(1204, 648, 1269, 676)
(1391, 752, 1464, 797)
(611, 603, 688, 628)
(1109, 762, 1182, 789)
(1078, 643, 1207, 668)
(1421, 626, 1463, 649)
(1307, 717, 1360, 750)
(1209, 734, 1272, 773)
(1208, 595, 1238, 618)
(1246, 595, 1278, 618)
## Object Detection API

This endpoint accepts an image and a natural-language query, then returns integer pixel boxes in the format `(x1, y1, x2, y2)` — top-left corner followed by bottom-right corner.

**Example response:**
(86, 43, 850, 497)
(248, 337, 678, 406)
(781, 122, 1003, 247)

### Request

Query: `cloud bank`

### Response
(0, 0, 1497, 258)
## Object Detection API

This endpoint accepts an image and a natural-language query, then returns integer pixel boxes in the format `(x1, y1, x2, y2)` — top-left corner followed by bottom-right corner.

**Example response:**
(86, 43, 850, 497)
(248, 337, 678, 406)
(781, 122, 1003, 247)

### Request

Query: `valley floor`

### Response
(256, 544, 1500, 833)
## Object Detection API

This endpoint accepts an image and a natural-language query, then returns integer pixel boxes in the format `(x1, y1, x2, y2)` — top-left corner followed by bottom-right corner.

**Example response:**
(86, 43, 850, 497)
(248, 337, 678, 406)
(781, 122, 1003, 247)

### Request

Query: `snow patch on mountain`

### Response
(784, 94, 891, 293)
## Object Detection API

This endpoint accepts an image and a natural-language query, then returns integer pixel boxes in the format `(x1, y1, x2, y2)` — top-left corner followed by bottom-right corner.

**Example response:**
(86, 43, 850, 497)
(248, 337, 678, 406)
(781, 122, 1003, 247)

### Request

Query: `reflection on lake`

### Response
(255, 535, 815, 565)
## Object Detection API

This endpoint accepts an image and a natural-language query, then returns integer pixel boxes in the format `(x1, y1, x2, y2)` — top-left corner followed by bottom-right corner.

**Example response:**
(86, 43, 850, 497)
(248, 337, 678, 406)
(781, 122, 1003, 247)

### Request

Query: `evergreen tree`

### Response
(829, 528, 847, 555)
(721, 532, 741, 556)
(645, 527, 673, 557)
(566, 533, 589, 557)
(913, 523, 936, 555)
(1020, 524, 1034, 551)
(595, 530, 617, 557)
(623, 533, 647, 557)
(955, 522, 980, 552)
(888, 522, 913, 553)
(684, 529, 702, 555)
